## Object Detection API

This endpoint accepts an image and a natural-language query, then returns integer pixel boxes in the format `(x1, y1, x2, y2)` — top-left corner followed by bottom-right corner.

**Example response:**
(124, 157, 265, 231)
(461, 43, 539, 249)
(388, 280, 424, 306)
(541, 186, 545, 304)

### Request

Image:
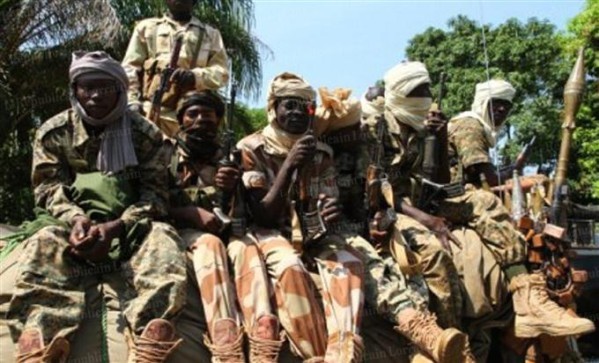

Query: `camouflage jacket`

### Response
(169, 147, 223, 213)
(237, 132, 338, 236)
(363, 114, 424, 205)
(122, 14, 229, 106)
(448, 116, 492, 184)
(32, 109, 171, 231)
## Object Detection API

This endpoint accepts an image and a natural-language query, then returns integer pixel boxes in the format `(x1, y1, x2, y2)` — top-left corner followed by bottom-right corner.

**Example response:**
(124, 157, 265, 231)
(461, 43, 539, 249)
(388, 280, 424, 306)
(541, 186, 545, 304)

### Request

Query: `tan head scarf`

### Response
(69, 51, 138, 174)
(262, 72, 316, 155)
(384, 61, 432, 135)
(449, 79, 515, 147)
(314, 87, 361, 136)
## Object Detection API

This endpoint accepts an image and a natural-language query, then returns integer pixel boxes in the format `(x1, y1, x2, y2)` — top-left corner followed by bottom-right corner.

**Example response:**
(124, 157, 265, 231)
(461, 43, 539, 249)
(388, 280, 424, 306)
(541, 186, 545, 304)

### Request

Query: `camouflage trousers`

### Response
(179, 229, 241, 340)
(394, 215, 463, 329)
(437, 189, 527, 267)
(234, 228, 364, 361)
(5, 222, 187, 343)
(345, 234, 428, 323)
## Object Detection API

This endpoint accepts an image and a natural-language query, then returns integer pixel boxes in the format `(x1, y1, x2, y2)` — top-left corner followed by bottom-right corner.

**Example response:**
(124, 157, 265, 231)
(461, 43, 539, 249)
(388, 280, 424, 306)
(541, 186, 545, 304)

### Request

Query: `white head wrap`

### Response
(360, 93, 384, 121)
(384, 61, 432, 134)
(69, 51, 138, 174)
(262, 72, 316, 155)
(314, 87, 361, 136)
(450, 79, 515, 146)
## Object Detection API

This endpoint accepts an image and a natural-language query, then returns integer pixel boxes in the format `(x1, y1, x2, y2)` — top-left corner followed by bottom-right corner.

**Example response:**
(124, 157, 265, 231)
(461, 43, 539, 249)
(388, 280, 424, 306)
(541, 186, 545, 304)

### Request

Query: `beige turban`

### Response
(262, 72, 316, 155)
(384, 61, 432, 134)
(360, 93, 384, 121)
(69, 51, 137, 174)
(450, 79, 515, 147)
(314, 87, 361, 136)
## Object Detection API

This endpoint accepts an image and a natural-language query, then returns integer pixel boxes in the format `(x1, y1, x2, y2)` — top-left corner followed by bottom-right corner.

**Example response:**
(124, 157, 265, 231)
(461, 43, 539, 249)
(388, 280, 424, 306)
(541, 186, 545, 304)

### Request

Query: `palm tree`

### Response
(0, 0, 267, 224)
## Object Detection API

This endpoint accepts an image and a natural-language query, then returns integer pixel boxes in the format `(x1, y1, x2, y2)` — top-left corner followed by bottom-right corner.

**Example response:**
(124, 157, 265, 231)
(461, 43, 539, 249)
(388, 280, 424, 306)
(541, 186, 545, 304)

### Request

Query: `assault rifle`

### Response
(417, 72, 464, 213)
(212, 71, 246, 239)
(148, 35, 183, 123)
(296, 101, 327, 245)
(365, 116, 397, 238)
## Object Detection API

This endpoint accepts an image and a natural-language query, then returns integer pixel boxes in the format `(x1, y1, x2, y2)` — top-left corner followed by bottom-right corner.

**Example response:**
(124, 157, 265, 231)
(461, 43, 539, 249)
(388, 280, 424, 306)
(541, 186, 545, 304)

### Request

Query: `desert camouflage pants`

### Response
(179, 229, 241, 339)
(240, 228, 364, 361)
(346, 234, 428, 323)
(395, 215, 463, 329)
(227, 234, 275, 337)
(437, 189, 527, 267)
(5, 222, 187, 343)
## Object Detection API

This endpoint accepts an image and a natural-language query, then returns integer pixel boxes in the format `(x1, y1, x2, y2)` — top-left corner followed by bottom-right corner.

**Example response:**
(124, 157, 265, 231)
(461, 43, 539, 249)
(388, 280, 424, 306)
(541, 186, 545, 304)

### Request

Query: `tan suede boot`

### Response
(16, 329, 69, 363)
(395, 310, 467, 363)
(324, 332, 364, 362)
(510, 272, 596, 338)
(203, 318, 245, 363)
(128, 319, 182, 363)
(248, 314, 284, 363)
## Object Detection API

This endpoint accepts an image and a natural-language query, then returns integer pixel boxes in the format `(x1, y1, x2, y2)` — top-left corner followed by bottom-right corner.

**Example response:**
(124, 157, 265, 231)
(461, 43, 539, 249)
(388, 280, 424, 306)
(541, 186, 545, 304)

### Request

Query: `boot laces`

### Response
(249, 333, 284, 363)
(531, 280, 565, 315)
(404, 313, 439, 351)
(16, 348, 45, 363)
(203, 333, 245, 363)
(132, 335, 182, 363)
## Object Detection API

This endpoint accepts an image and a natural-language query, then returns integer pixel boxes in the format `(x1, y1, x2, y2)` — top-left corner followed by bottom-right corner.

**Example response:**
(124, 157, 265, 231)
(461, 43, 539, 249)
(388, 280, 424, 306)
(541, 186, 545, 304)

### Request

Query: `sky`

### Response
(242, 0, 585, 106)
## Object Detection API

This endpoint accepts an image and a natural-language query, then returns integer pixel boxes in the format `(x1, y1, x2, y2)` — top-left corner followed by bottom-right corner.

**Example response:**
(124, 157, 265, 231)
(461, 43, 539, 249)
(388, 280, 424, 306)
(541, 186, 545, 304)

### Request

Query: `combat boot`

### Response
(394, 309, 467, 363)
(510, 272, 596, 338)
(248, 314, 284, 363)
(16, 329, 70, 363)
(324, 332, 364, 362)
(203, 318, 245, 363)
(128, 319, 182, 363)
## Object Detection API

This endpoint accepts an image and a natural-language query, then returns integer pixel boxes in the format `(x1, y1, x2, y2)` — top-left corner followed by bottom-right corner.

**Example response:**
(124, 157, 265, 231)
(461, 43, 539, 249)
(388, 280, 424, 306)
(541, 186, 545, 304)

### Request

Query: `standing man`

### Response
(237, 72, 365, 363)
(5, 51, 187, 363)
(123, 0, 228, 138)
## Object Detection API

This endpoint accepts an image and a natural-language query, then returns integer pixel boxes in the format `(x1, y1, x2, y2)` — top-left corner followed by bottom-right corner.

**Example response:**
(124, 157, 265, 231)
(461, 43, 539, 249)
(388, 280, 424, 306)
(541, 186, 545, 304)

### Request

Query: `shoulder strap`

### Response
(190, 25, 206, 68)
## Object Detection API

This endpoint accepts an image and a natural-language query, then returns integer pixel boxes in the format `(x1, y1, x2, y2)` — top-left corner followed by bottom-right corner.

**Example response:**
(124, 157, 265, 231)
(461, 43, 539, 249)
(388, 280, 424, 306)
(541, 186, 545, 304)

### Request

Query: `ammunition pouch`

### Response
(143, 58, 181, 110)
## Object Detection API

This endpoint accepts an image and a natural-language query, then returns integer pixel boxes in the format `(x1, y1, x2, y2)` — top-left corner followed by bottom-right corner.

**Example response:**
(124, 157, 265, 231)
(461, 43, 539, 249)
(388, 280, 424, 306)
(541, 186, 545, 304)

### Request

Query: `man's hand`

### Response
(69, 216, 94, 249)
(318, 194, 341, 224)
(71, 219, 123, 262)
(171, 69, 196, 92)
(424, 110, 448, 134)
(215, 166, 240, 192)
(286, 135, 316, 171)
(422, 215, 461, 253)
(191, 207, 222, 234)
(369, 210, 391, 245)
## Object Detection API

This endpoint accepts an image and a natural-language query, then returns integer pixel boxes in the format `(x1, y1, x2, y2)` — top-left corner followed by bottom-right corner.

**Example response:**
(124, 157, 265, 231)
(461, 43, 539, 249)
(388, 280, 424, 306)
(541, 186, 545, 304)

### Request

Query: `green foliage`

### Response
(406, 14, 598, 204)
(560, 0, 599, 201)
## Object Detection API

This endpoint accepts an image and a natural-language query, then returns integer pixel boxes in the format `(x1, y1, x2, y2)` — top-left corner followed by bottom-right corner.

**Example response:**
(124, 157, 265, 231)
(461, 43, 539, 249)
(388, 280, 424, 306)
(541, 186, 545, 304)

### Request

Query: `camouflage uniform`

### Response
(447, 116, 527, 266)
(170, 149, 278, 346)
(122, 15, 228, 137)
(363, 115, 463, 329)
(238, 132, 364, 362)
(5, 109, 187, 343)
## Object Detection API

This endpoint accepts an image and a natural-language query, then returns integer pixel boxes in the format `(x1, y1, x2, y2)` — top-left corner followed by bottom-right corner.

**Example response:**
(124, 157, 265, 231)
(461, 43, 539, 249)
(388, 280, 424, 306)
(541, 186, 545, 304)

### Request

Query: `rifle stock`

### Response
(148, 35, 183, 123)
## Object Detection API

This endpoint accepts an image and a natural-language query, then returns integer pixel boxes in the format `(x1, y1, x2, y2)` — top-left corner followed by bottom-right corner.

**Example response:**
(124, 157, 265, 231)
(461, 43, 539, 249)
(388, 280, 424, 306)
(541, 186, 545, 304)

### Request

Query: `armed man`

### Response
(315, 87, 474, 363)
(236, 72, 364, 362)
(168, 90, 284, 362)
(122, 0, 228, 138)
(360, 62, 464, 332)
(5, 51, 187, 363)
(422, 78, 596, 339)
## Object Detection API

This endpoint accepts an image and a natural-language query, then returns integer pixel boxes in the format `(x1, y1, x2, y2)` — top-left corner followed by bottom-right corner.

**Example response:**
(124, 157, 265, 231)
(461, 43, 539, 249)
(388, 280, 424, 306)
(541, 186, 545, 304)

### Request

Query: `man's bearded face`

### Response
(275, 97, 311, 134)
(487, 98, 512, 127)
(75, 78, 120, 119)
